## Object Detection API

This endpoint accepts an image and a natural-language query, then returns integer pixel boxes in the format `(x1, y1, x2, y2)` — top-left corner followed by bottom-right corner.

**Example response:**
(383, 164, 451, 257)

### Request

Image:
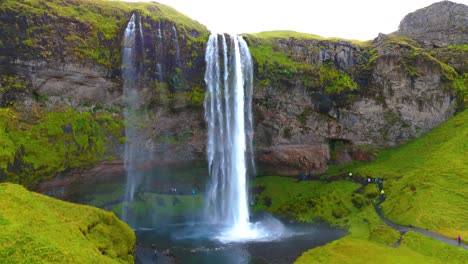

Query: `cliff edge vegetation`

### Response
(0, 182, 135, 263)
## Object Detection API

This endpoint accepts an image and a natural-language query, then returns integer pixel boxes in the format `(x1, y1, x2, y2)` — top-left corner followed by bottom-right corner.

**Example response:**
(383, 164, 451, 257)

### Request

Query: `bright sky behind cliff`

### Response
(122, 0, 468, 40)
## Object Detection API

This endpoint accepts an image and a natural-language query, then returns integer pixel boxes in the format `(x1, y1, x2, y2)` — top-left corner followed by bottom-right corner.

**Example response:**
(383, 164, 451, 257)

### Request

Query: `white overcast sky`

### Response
(122, 0, 468, 40)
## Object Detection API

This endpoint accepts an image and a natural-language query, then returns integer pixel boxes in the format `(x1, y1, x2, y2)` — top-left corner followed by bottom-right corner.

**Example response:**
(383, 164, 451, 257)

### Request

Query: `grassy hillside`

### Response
(252, 110, 468, 263)
(341, 109, 468, 238)
(0, 183, 135, 263)
(296, 231, 467, 264)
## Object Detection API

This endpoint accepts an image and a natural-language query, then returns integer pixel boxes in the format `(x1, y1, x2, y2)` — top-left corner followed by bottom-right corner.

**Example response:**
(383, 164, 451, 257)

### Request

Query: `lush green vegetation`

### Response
(326, 110, 468, 238)
(319, 62, 358, 94)
(296, 231, 467, 264)
(245, 36, 317, 89)
(0, 183, 135, 263)
(0, 107, 123, 188)
(453, 73, 468, 108)
(251, 176, 467, 263)
(244, 31, 361, 95)
(252, 111, 467, 263)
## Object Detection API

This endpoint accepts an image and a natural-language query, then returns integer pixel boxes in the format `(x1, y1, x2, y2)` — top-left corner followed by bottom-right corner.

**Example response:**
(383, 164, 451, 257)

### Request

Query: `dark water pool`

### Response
(58, 163, 346, 263)
(134, 220, 346, 264)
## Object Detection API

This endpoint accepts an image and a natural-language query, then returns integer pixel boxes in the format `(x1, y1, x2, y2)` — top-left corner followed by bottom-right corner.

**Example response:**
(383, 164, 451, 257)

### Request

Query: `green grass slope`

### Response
(252, 176, 468, 264)
(347, 109, 468, 238)
(253, 111, 468, 263)
(296, 231, 467, 264)
(0, 183, 135, 263)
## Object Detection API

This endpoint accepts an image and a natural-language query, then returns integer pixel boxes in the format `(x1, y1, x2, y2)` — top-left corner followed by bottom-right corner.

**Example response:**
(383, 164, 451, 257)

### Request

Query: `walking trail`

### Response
(373, 203, 467, 250)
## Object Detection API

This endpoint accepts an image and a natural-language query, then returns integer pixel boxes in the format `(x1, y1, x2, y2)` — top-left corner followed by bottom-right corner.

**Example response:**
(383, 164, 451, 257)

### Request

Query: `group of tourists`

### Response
(364, 175, 386, 202)
(374, 177, 386, 202)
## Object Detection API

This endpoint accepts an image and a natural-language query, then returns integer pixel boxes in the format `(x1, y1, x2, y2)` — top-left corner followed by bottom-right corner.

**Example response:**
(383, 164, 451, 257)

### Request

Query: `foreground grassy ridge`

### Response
(338, 109, 468, 238)
(0, 183, 135, 263)
(0, 107, 123, 188)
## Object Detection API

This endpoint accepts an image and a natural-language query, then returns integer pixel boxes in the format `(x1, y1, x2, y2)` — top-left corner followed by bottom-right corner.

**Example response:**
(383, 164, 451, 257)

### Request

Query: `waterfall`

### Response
(172, 24, 181, 67)
(204, 33, 257, 240)
(156, 21, 164, 81)
(122, 13, 144, 224)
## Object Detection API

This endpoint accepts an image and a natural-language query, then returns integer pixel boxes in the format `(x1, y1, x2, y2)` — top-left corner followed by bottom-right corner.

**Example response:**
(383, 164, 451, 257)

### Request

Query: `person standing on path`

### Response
(458, 235, 462, 246)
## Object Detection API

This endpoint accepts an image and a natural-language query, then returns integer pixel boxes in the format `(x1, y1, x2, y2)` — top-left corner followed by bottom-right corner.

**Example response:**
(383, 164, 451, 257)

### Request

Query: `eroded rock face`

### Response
(275, 38, 363, 70)
(22, 62, 120, 108)
(257, 144, 330, 175)
(251, 36, 457, 174)
(396, 1, 468, 47)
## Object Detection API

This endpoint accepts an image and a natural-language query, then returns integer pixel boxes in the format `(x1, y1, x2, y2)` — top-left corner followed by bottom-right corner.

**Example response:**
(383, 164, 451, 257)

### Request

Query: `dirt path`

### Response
(374, 204, 467, 250)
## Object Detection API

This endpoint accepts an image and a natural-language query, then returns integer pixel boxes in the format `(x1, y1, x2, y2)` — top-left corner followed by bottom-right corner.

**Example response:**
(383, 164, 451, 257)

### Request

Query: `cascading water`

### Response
(122, 14, 144, 224)
(171, 24, 182, 68)
(156, 21, 164, 81)
(204, 33, 282, 242)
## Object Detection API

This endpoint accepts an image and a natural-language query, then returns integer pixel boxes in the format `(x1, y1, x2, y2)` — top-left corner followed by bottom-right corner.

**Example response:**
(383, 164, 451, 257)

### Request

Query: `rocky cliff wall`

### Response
(0, 0, 466, 186)
(246, 29, 462, 174)
(396, 1, 468, 47)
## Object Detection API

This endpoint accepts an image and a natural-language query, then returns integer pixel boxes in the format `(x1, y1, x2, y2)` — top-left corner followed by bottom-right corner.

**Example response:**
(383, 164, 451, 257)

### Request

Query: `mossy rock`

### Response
(0, 107, 123, 188)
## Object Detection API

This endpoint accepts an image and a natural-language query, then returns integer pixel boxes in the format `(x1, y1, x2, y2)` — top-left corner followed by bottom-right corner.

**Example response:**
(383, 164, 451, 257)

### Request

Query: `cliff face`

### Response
(396, 1, 468, 47)
(0, 0, 209, 187)
(246, 31, 461, 174)
(0, 0, 466, 185)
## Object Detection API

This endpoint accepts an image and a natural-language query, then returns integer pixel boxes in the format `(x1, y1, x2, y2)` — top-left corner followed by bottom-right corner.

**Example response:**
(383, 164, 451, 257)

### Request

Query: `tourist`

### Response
(380, 189, 385, 202)
(377, 179, 383, 191)
(299, 172, 307, 181)
(458, 235, 462, 246)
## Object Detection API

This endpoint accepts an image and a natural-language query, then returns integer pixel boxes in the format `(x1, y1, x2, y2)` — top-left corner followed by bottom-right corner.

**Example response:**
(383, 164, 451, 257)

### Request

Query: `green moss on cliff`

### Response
(0, 182, 135, 263)
(0, 0, 208, 72)
(319, 63, 357, 94)
(0, 107, 123, 188)
(245, 31, 364, 96)
(453, 73, 468, 107)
